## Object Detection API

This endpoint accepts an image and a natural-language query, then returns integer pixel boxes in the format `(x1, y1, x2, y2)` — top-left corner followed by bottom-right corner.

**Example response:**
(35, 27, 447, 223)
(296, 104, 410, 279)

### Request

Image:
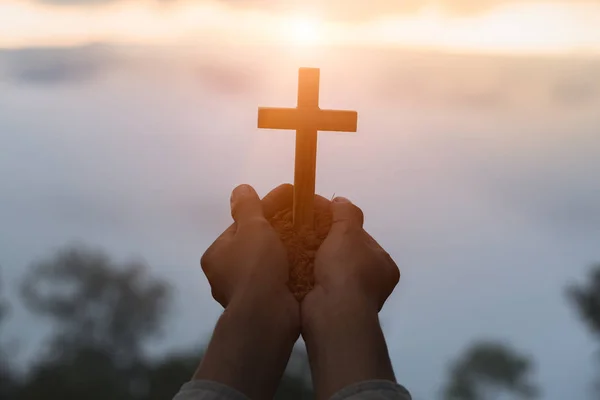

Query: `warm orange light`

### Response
(1, 1, 600, 54)
(283, 15, 323, 46)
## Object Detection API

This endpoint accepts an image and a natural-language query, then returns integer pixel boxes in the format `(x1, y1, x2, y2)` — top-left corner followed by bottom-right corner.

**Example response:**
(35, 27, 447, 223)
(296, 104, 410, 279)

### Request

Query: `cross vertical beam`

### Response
(257, 68, 358, 230)
(294, 68, 320, 229)
(297, 68, 319, 107)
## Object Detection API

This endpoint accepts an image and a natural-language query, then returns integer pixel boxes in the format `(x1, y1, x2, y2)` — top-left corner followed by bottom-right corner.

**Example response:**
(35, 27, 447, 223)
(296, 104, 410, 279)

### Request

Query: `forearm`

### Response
(303, 293, 396, 400)
(194, 287, 300, 400)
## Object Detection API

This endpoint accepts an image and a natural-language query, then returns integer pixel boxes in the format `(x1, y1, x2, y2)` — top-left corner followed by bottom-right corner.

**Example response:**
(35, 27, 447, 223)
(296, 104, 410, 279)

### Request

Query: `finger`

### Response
(364, 230, 384, 251)
(380, 256, 401, 311)
(314, 194, 332, 231)
(262, 183, 293, 219)
(314, 194, 331, 214)
(201, 224, 236, 270)
(330, 196, 364, 232)
(216, 223, 237, 242)
(230, 184, 265, 225)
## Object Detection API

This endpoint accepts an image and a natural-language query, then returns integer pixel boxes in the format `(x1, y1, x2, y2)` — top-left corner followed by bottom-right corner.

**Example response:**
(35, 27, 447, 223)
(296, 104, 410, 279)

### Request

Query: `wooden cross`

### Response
(258, 68, 358, 229)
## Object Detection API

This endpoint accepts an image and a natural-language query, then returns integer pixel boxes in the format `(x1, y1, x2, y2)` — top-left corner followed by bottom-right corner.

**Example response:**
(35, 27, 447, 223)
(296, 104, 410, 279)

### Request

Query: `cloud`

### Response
(373, 64, 509, 110)
(31, 0, 599, 17)
(35, 0, 119, 4)
(3, 44, 116, 85)
(1, 43, 599, 400)
(219, 0, 598, 20)
(195, 62, 261, 94)
(0, 44, 262, 94)
(552, 70, 600, 107)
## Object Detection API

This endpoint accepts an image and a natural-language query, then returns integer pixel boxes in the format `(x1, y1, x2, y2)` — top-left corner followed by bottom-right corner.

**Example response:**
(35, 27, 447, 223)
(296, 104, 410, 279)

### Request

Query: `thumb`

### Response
(330, 196, 364, 232)
(230, 184, 265, 225)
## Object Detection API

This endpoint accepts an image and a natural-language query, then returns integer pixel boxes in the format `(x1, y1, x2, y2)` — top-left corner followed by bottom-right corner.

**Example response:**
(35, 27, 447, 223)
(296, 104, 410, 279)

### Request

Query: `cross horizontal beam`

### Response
(258, 107, 358, 132)
(257, 68, 358, 229)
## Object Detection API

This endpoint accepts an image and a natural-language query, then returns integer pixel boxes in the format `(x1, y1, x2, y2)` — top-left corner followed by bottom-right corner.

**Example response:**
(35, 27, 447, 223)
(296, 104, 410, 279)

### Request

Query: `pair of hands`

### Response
(200, 183, 400, 327)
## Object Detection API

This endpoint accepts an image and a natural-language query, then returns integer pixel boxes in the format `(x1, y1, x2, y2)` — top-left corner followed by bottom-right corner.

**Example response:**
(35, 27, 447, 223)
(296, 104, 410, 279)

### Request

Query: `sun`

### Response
(284, 15, 323, 45)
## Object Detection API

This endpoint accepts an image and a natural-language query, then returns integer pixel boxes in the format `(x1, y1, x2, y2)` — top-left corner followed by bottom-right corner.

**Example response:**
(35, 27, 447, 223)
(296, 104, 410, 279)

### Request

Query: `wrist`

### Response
(196, 284, 300, 400)
(302, 287, 378, 335)
(229, 284, 300, 335)
(301, 288, 396, 400)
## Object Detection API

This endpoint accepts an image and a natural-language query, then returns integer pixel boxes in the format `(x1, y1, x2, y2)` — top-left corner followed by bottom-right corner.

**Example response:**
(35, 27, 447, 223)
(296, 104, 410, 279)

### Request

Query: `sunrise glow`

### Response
(283, 16, 323, 46)
(1, 1, 600, 54)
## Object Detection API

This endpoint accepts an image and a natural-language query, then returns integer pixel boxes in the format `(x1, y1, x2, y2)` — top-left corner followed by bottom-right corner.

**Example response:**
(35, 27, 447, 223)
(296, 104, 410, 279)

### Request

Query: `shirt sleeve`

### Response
(173, 379, 410, 400)
(173, 380, 250, 400)
(329, 380, 412, 400)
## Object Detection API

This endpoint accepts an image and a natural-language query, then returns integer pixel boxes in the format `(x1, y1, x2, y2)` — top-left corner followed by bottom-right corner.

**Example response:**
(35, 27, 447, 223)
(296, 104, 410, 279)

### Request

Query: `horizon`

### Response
(2, 0, 600, 54)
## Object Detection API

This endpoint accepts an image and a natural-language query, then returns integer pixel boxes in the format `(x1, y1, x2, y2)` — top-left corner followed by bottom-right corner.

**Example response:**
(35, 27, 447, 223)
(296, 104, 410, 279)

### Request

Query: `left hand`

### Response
(201, 183, 295, 308)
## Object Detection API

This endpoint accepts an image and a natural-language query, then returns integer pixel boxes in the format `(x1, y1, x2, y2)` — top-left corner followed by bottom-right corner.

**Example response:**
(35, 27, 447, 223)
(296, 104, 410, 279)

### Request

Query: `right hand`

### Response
(303, 196, 400, 315)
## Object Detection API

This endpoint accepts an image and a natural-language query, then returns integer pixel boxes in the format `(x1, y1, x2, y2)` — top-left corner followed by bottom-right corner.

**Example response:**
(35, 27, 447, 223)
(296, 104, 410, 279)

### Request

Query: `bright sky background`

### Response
(2, 0, 600, 54)
(1, 45, 599, 399)
(2, 3, 600, 400)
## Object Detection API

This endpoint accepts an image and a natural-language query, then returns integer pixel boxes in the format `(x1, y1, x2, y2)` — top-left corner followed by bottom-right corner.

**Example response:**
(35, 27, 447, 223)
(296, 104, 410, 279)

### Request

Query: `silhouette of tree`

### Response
(0, 270, 6, 325)
(17, 346, 136, 400)
(142, 351, 202, 400)
(567, 263, 600, 393)
(568, 263, 600, 338)
(443, 341, 539, 400)
(16, 245, 180, 400)
(0, 269, 18, 400)
(21, 245, 170, 364)
(15, 244, 313, 400)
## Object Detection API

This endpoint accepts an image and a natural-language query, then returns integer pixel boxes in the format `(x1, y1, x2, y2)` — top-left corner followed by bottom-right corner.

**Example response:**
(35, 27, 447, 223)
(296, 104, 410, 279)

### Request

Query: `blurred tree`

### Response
(568, 263, 600, 338)
(15, 245, 313, 400)
(567, 263, 600, 393)
(443, 341, 539, 400)
(17, 245, 180, 400)
(0, 269, 18, 400)
(143, 352, 202, 400)
(0, 269, 7, 324)
(17, 346, 134, 400)
(21, 245, 170, 364)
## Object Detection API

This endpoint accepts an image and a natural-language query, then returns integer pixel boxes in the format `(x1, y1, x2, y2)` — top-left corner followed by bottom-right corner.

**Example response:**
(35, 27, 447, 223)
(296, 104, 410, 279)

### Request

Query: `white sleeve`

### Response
(173, 379, 411, 400)
(329, 380, 412, 400)
(173, 380, 250, 400)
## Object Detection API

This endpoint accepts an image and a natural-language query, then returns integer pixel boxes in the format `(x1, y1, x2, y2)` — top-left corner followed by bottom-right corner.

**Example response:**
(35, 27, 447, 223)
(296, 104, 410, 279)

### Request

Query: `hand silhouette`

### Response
(201, 184, 297, 310)
(304, 196, 400, 314)
(301, 196, 400, 400)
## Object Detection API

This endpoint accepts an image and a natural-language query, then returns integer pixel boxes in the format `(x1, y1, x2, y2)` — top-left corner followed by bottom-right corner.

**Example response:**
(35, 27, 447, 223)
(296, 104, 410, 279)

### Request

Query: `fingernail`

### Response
(236, 184, 252, 195)
(332, 196, 350, 203)
(233, 184, 253, 198)
(231, 184, 252, 204)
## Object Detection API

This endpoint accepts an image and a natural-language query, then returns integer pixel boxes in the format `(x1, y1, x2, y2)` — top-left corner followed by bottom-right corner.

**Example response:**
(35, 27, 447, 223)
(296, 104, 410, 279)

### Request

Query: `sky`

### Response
(1, 43, 599, 399)
(1, 1, 600, 400)
(2, 0, 600, 53)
